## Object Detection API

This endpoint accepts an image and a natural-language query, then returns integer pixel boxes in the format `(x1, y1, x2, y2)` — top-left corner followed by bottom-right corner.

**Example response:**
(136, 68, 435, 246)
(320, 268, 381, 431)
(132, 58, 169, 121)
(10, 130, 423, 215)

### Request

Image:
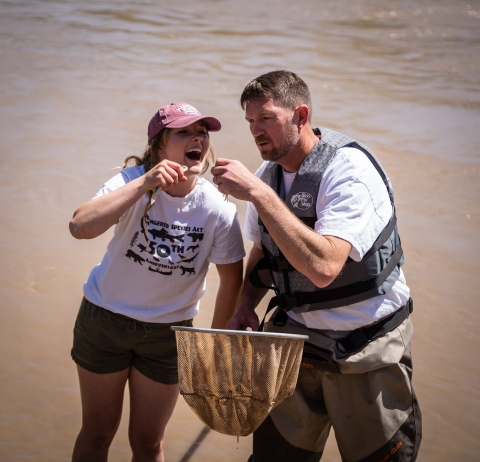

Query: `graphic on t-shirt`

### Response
(130, 231, 139, 248)
(180, 252, 199, 264)
(180, 265, 196, 275)
(125, 249, 145, 265)
(126, 213, 204, 277)
(137, 243, 148, 253)
(187, 232, 204, 242)
(148, 266, 173, 275)
(154, 244, 171, 258)
(148, 227, 185, 243)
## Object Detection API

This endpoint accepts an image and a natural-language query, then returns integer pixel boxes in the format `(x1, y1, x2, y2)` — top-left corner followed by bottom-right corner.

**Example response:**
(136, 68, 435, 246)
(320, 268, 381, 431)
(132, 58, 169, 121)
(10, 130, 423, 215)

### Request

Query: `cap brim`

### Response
(167, 115, 221, 132)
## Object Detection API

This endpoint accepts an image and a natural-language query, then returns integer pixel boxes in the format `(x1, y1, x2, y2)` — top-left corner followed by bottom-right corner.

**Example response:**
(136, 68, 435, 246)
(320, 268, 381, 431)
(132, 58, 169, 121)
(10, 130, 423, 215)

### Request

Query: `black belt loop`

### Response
(336, 298, 413, 354)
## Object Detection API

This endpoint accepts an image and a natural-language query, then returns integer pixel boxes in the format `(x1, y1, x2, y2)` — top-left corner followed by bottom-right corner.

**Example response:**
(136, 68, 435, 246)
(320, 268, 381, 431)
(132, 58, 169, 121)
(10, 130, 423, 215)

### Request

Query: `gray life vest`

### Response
(250, 127, 404, 317)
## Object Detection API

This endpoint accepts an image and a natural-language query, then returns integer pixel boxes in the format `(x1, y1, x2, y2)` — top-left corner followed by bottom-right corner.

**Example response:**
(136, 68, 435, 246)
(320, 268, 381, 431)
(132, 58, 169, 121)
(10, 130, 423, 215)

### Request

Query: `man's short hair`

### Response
(240, 70, 312, 121)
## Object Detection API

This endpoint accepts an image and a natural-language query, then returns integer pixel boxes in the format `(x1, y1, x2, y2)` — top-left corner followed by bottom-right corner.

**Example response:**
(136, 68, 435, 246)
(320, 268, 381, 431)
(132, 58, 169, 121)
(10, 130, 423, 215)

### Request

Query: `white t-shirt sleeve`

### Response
(243, 201, 261, 243)
(315, 147, 393, 261)
(209, 209, 246, 265)
(92, 166, 145, 222)
(93, 172, 126, 198)
(243, 162, 268, 243)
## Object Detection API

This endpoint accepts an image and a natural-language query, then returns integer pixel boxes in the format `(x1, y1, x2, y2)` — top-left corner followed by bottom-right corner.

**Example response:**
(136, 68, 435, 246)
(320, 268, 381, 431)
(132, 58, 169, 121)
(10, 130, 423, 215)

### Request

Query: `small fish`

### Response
(150, 165, 188, 206)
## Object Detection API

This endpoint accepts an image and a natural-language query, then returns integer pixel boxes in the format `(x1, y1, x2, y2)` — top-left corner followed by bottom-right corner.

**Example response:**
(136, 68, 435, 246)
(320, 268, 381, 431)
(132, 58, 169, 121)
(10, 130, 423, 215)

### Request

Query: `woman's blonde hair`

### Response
(122, 127, 215, 240)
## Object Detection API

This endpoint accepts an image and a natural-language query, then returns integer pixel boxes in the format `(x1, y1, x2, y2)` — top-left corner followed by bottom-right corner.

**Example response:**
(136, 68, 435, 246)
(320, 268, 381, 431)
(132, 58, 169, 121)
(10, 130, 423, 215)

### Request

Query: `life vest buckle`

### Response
(337, 328, 370, 353)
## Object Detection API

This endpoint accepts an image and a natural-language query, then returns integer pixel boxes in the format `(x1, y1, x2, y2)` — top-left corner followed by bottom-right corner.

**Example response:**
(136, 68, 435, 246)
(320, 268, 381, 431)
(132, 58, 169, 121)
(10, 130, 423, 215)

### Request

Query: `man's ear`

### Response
(296, 105, 310, 129)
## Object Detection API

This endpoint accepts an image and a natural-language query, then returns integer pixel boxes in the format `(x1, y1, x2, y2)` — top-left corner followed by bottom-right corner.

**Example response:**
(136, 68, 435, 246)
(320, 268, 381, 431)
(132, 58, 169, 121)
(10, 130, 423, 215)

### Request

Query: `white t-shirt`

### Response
(84, 165, 245, 323)
(244, 147, 410, 331)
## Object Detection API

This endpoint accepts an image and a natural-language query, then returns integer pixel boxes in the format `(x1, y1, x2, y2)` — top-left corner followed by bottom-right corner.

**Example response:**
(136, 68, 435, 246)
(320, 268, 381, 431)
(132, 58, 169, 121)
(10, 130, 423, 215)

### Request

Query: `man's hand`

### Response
(226, 306, 260, 331)
(211, 158, 266, 201)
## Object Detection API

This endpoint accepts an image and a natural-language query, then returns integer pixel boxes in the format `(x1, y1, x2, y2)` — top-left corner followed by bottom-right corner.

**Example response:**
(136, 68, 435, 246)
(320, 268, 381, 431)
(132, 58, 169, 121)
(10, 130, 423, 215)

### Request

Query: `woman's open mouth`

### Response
(185, 147, 202, 161)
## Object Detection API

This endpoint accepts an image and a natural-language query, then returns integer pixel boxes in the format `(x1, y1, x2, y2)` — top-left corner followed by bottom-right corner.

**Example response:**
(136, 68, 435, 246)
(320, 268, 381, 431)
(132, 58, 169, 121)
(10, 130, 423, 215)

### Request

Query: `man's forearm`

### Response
(211, 158, 351, 288)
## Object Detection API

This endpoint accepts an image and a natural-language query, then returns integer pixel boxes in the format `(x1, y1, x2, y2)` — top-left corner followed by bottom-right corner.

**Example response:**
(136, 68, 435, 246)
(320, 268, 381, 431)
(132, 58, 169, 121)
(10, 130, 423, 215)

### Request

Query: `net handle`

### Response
(171, 326, 308, 340)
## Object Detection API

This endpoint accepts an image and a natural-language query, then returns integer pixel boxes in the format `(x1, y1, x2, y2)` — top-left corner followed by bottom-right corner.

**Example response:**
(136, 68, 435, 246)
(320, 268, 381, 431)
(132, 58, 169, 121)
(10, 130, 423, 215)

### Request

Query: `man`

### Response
(211, 70, 421, 462)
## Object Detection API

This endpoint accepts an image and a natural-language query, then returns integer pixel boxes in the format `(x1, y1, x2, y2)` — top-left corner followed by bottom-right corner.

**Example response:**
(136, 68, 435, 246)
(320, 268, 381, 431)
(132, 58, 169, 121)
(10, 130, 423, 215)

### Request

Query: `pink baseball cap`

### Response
(148, 102, 222, 141)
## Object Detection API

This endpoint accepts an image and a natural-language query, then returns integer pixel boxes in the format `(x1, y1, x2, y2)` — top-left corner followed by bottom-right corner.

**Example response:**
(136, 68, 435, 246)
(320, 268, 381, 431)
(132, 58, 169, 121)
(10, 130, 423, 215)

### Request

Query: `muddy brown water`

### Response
(0, 0, 479, 460)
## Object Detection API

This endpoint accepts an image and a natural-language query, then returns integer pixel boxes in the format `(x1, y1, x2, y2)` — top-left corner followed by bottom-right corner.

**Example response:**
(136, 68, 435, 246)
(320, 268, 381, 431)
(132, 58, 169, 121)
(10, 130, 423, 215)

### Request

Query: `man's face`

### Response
(245, 98, 299, 162)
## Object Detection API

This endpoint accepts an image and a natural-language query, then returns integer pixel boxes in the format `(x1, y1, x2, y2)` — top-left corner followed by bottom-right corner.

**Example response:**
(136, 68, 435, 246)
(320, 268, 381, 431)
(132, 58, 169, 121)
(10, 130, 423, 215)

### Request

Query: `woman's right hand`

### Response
(143, 160, 187, 192)
(69, 162, 186, 240)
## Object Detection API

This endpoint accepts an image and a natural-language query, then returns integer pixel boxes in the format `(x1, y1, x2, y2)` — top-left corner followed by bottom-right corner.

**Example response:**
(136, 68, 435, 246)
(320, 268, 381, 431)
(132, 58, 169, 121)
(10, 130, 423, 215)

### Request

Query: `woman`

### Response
(69, 102, 245, 461)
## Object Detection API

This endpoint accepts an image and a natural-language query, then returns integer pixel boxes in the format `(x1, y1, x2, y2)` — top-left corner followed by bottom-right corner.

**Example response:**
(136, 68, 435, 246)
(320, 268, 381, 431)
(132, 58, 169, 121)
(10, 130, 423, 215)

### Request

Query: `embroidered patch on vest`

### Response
(291, 192, 313, 210)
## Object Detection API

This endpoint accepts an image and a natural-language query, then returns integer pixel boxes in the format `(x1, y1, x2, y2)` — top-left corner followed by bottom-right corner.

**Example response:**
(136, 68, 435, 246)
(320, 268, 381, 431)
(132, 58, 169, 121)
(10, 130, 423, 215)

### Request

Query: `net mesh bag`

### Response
(172, 326, 308, 437)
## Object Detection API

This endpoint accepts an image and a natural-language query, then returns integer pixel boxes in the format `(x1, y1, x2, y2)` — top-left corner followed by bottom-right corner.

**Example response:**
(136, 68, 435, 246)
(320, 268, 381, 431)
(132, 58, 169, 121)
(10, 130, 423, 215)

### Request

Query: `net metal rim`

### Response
(171, 326, 308, 340)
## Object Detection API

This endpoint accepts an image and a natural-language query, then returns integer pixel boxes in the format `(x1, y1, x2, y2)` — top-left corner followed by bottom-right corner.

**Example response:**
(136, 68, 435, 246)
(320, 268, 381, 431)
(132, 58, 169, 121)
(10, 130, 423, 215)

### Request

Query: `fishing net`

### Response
(172, 326, 308, 437)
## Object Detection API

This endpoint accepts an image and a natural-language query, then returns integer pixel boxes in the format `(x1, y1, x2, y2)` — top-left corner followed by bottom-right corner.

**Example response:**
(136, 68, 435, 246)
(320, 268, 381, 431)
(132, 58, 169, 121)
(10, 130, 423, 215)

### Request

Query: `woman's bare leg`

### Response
(128, 367, 180, 462)
(72, 366, 130, 462)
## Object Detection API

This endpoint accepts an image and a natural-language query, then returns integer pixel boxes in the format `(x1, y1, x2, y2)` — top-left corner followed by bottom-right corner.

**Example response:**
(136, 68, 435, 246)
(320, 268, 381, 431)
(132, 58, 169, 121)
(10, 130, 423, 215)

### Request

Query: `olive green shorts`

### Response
(71, 297, 193, 384)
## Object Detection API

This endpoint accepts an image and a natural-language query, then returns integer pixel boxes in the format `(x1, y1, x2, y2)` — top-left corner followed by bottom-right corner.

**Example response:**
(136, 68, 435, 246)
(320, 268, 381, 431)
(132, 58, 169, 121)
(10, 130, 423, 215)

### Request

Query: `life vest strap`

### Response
(253, 207, 399, 294)
(249, 256, 294, 290)
(362, 208, 397, 261)
(258, 295, 294, 331)
(263, 242, 403, 317)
